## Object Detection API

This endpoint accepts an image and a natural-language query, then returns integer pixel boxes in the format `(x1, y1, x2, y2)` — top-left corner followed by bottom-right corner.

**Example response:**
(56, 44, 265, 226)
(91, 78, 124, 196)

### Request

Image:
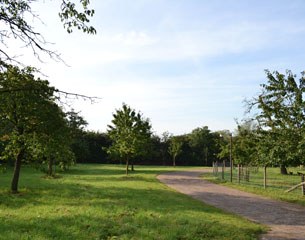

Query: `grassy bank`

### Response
(204, 167, 305, 206)
(0, 164, 265, 239)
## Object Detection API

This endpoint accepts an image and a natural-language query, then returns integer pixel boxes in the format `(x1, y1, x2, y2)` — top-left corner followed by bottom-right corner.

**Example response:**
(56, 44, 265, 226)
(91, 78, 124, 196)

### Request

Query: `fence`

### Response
(212, 162, 305, 196)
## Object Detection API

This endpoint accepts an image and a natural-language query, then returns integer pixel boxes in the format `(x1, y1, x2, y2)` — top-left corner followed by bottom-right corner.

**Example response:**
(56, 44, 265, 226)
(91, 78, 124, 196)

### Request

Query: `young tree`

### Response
(107, 103, 152, 175)
(0, 0, 96, 64)
(248, 70, 305, 174)
(168, 136, 183, 167)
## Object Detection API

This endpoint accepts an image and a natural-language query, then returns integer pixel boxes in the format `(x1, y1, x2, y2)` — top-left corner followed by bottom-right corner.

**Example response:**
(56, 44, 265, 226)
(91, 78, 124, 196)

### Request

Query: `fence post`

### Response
(301, 174, 305, 195)
(222, 161, 224, 180)
(264, 166, 267, 189)
(238, 164, 240, 184)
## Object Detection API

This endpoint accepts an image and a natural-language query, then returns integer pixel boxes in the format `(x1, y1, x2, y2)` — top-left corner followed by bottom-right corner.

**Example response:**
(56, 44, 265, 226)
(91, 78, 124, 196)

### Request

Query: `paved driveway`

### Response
(157, 170, 305, 240)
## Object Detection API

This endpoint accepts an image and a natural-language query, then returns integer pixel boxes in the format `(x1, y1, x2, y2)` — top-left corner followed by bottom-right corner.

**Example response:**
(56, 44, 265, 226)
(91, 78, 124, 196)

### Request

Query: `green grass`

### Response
(0, 164, 265, 240)
(204, 167, 305, 206)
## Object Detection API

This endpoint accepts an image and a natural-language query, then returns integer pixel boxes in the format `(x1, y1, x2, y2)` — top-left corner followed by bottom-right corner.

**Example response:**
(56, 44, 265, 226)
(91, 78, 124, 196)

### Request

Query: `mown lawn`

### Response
(204, 166, 305, 206)
(0, 164, 265, 240)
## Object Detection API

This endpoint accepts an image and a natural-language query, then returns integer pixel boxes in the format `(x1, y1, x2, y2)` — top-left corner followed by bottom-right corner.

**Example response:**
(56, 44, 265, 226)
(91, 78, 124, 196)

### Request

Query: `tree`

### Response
(217, 130, 231, 160)
(65, 110, 89, 163)
(232, 120, 258, 167)
(30, 103, 75, 176)
(248, 70, 305, 174)
(168, 136, 183, 167)
(107, 103, 152, 175)
(0, 0, 96, 65)
(188, 126, 216, 166)
(0, 65, 69, 192)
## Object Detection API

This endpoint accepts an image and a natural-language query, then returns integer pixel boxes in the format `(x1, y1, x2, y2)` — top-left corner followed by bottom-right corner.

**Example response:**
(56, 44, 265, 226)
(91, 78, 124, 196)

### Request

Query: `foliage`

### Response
(232, 120, 259, 166)
(0, 164, 265, 239)
(188, 126, 220, 166)
(72, 130, 111, 164)
(248, 70, 305, 172)
(0, 65, 73, 192)
(168, 136, 183, 166)
(107, 103, 152, 174)
(0, 0, 96, 64)
(216, 130, 232, 162)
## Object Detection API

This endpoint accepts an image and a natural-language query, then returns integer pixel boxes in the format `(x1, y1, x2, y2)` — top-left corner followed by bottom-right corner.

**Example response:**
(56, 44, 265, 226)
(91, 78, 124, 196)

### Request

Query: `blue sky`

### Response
(11, 0, 305, 135)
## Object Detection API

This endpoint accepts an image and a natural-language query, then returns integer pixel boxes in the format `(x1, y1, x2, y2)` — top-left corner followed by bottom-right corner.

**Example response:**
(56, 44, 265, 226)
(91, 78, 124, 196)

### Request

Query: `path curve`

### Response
(157, 170, 305, 240)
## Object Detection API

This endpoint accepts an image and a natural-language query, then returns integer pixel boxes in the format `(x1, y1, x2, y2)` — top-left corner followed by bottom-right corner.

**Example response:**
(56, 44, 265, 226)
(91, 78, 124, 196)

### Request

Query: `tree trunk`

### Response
(280, 165, 288, 175)
(11, 148, 24, 194)
(48, 158, 53, 176)
(173, 156, 176, 167)
(131, 159, 134, 171)
(126, 159, 129, 175)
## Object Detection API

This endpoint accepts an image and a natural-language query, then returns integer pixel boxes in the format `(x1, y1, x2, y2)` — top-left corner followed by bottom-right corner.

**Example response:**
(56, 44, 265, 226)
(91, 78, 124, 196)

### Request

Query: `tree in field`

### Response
(30, 103, 75, 176)
(248, 70, 305, 174)
(107, 103, 152, 175)
(0, 0, 96, 65)
(0, 65, 70, 192)
(232, 121, 258, 167)
(168, 136, 183, 167)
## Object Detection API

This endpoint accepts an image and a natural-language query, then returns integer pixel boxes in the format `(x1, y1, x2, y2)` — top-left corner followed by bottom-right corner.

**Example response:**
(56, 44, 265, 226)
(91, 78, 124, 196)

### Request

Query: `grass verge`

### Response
(0, 164, 265, 239)
(203, 167, 305, 206)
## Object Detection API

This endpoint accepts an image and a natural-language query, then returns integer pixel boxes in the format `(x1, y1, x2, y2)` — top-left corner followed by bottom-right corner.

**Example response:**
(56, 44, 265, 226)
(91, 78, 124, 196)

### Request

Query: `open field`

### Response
(204, 166, 305, 206)
(0, 164, 264, 240)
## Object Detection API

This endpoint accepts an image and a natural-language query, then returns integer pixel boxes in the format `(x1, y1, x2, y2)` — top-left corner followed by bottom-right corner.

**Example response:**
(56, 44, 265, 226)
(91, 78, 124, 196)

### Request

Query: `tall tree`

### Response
(0, 65, 69, 192)
(248, 70, 305, 174)
(0, 0, 96, 64)
(107, 103, 152, 175)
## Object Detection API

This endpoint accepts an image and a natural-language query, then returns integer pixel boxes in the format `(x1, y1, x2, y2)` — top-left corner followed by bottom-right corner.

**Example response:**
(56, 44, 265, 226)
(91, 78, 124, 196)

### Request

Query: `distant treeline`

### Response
(72, 126, 226, 166)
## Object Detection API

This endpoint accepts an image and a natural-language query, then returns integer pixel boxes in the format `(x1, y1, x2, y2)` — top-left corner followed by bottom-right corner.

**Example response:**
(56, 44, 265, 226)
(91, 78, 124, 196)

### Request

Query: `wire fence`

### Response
(212, 162, 305, 196)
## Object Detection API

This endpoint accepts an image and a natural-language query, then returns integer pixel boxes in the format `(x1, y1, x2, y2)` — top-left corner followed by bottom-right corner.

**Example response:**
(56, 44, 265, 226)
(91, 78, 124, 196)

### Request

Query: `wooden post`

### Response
(230, 133, 233, 182)
(222, 160, 226, 179)
(264, 166, 267, 189)
(212, 162, 215, 175)
(222, 161, 224, 180)
(301, 174, 305, 195)
(238, 164, 240, 184)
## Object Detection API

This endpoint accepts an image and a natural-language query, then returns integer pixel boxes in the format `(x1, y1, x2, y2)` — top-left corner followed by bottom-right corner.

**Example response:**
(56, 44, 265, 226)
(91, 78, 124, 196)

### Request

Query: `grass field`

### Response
(204, 166, 305, 206)
(0, 164, 265, 240)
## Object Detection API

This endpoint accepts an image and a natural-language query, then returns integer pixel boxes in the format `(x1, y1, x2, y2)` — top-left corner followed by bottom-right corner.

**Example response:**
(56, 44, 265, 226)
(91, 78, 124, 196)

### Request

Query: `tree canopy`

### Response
(0, 0, 96, 65)
(248, 70, 305, 173)
(107, 103, 152, 175)
(0, 65, 74, 192)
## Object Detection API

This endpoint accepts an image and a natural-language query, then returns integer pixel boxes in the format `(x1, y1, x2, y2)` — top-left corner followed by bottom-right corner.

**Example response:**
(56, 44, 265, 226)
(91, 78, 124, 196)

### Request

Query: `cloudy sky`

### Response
(11, 0, 305, 135)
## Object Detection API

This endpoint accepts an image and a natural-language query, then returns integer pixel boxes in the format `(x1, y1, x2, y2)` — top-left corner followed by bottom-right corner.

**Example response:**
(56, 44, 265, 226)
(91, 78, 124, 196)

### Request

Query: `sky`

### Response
(9, 0, 305, 135)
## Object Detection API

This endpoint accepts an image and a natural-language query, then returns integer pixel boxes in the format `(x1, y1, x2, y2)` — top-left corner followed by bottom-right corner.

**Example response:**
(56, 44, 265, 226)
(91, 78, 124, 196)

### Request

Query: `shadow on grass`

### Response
(64, 164, 175, 176)
(0, 207, 263, 240)
(0, 165, 264, 239)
